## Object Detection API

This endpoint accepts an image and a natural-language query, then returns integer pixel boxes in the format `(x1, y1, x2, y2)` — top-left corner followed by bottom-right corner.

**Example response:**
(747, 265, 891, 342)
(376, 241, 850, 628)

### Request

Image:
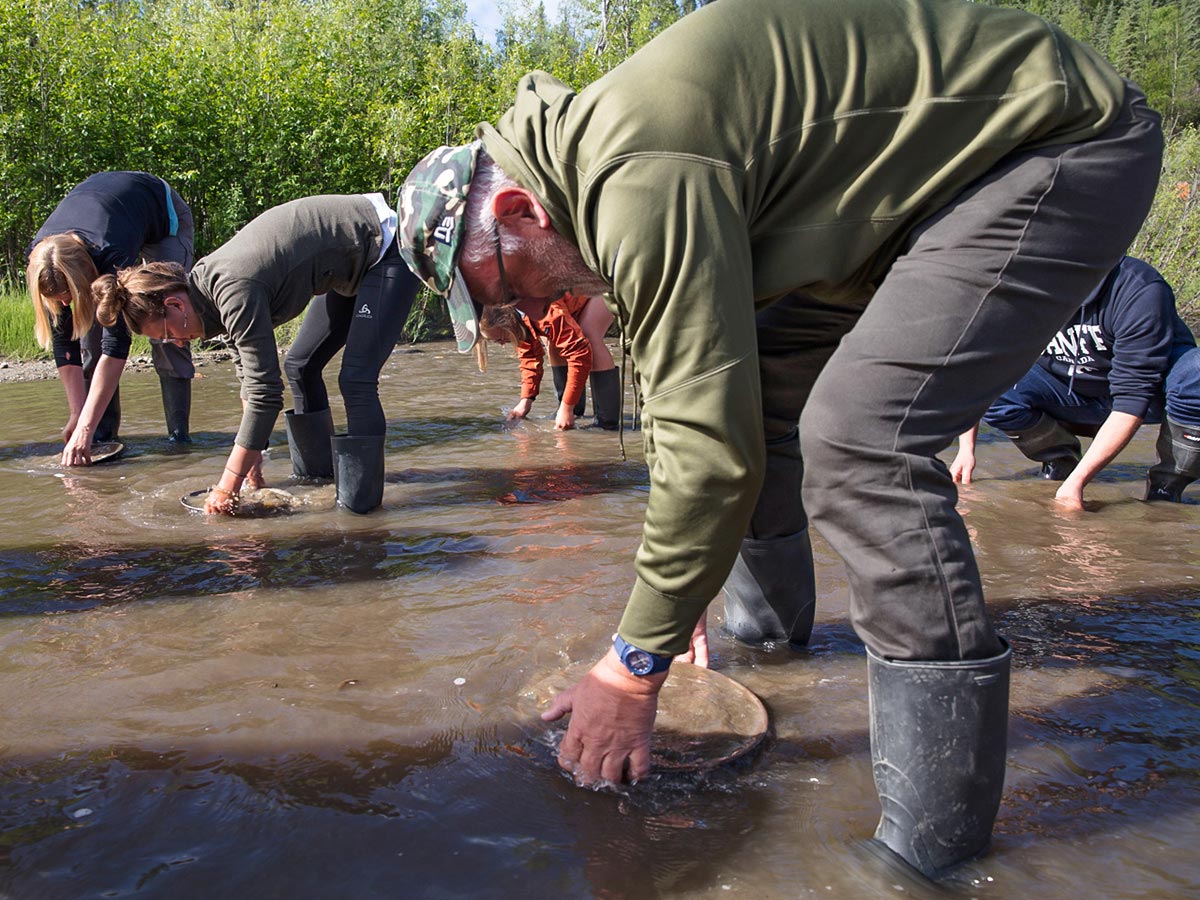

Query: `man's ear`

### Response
(492, 187, 553, 230)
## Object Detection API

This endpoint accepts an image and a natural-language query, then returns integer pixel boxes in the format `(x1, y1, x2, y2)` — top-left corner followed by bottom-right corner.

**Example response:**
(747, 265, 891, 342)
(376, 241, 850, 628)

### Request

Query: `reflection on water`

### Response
(1, 347, 1198, 899)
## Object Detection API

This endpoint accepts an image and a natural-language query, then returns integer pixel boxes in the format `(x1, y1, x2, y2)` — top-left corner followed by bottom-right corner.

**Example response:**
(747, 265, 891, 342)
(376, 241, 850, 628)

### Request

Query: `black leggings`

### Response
(283, 240, 419, 436)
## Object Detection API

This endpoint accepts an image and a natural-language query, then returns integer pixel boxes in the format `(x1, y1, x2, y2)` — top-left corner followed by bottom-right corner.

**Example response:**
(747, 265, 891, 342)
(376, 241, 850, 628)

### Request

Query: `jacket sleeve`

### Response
(540, 304, 592, 407)
(51, 305, 82, 368)
(590, 160, 765, 655)
(217, 279, 285, 450)
(1107, 278, 1177, 418)
(516, 325, 545, 400)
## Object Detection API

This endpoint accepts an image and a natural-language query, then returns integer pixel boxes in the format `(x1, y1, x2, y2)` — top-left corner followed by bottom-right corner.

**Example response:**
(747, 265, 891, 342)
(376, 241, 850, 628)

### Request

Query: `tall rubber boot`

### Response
(84, 377, 121, 443)
(723, 528, 816, 646)
(722, 427, 815, 647)
(332, 434, 385, 514)
(551, 365, 586, 416)
(868, 640, 1011, 877)
(159, 375, 192, 444)
(1005, 413, 1081, 480)
(589, 368, 621, 430)
(1145, 417, 1200, 501)
(285, 408, 335, 480)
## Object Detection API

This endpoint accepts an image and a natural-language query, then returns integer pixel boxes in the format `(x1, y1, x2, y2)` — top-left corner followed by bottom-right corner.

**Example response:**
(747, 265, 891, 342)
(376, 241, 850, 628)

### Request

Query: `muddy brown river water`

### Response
(1, 342, 1197, 899)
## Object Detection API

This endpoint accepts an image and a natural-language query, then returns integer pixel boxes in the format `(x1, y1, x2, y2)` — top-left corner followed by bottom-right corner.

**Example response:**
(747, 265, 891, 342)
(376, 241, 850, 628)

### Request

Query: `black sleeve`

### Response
(51, 305, 83, 368)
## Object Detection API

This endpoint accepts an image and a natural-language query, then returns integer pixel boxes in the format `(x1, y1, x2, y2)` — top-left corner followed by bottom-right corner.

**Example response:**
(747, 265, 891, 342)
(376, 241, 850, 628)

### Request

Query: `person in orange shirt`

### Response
(481, 293, 619, 430)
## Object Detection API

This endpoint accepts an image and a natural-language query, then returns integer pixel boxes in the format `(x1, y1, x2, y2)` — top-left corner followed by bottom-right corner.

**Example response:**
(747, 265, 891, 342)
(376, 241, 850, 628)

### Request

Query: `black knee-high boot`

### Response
(1005, 413, 1081, 480)
(285, 409, 335, 480)
(588, 368, 621, 430)
(332, 434, 385, 514)
(1145, 417, 1200, 501)
(160, 375, 192, 443)
(551, 365, 587, 416)
(868, 640, 1011, 876)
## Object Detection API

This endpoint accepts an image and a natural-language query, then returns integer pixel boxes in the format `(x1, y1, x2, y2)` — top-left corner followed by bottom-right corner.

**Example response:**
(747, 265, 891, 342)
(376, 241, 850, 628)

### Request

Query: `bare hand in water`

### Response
(60, 424, 94, 467)
(204, 486, 239, 515)
(541, 647, 665, 786)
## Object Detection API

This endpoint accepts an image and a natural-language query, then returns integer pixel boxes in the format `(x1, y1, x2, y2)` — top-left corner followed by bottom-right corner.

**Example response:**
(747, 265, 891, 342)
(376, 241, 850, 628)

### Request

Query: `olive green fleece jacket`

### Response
(187, 195, 384, 451)
(478, 0, 1127, 655)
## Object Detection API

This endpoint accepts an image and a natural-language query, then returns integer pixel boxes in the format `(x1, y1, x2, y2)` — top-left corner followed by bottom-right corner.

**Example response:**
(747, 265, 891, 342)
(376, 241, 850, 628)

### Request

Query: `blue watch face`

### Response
(625, 649, 654, 676)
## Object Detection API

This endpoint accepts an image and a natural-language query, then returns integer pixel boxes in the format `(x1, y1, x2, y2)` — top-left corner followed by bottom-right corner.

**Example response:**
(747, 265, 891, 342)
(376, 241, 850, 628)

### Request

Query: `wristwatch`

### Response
(613, 634, 672, 676)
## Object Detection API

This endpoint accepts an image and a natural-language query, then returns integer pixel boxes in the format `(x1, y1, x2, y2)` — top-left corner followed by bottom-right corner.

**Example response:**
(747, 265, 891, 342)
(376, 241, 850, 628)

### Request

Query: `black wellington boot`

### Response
(551, 365, 587, 416)
(332, 434, 385, 514)
(160, 375, 192, 444)
(722, 427, 815, 647)
(868, 639, 1011, 877)
(589, 368, 621, 430)
(1005, 413, 1081, 480)
(285, 409, 335, 480)
(84, 377, 121, 443)
(1145, 417, 1200, 501)
(723, 529, 816, 646)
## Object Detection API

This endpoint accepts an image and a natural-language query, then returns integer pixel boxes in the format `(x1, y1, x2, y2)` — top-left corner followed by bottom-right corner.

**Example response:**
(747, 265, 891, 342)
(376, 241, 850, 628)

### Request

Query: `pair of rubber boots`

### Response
(79, 374, 191, 444)
(285, 408, 384, 514)
(551, 365, 621, 430)
(1008, 412, 1200, 500)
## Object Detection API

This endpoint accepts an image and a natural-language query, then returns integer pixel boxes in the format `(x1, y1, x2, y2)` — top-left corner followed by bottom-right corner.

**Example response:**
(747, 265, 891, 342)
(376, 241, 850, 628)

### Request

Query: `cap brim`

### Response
(445, 270, 480, 353)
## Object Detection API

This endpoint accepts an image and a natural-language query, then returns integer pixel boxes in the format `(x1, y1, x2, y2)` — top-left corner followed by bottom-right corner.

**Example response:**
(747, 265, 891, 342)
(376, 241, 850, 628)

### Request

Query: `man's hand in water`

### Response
(672, 609, 709, 667)
(541, 647, 666, 785)
(1054, 480, 1086, 512)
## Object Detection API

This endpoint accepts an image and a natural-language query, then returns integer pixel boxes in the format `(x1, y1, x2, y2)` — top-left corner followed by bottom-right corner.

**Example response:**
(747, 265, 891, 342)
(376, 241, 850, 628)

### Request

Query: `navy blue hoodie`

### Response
(1038, 256, 1196, 418)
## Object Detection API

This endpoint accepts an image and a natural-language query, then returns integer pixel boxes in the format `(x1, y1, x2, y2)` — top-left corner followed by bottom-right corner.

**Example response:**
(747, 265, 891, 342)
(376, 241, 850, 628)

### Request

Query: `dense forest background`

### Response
(3, 0, 1200, 332)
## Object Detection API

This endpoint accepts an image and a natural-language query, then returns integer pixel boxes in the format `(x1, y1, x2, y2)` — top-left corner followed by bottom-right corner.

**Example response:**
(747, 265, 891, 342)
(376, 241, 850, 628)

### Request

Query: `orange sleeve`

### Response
(515, 321, 544, 400)
(539, 304, 592, 407)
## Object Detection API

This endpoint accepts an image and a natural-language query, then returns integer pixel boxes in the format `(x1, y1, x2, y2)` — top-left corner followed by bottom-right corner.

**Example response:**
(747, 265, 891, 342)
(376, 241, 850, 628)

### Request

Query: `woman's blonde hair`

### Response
(479, 304, 528, 346)
(25, 234, 99, 350)
(93, 262, 190, 334)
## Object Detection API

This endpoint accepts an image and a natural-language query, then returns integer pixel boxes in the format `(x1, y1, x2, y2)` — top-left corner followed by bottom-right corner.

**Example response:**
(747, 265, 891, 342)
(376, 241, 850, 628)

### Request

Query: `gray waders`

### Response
(722, 428, 816, 646)
(1005, 412, 1081, 480)
(1145, 417, 1200, 501)
(285, 409, 335, 480)
(589, 368, 621, 431)
(550, 365, 587, 416)
(868, 640, 1011, 877)
(159, 375, 192, 443)
(332, 434, 385, 514)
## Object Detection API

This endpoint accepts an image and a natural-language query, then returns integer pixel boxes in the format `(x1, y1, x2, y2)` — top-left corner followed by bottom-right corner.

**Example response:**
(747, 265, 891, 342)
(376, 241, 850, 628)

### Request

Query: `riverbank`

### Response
(0, 348, 236, 384)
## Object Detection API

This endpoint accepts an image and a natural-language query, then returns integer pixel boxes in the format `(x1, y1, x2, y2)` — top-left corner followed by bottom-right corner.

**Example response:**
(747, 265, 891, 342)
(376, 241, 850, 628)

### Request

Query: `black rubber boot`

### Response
(1005, 413, 1081, 480)
(589, 368, 621, 430)
(332, 434, 385, 514)
(723, 529, 816, 646)
(868, 639, 1011, 877)
(722, 427, 815, 646)
(84, 377, 121, 443)
(285, 409, 335, 480)
(1145, 417, 1200, 501)
(551, 365, 587, 416)
(159, 375, 192, 444)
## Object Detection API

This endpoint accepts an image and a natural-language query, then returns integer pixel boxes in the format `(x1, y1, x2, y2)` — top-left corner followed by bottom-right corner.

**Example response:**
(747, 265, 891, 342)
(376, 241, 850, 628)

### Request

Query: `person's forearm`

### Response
(216, 446, 264, 494)
(57, 365, 87, 417)
(1060, 411, 1143, 493)
(959, 423, 979, 454)
(75, 355, 127, 430)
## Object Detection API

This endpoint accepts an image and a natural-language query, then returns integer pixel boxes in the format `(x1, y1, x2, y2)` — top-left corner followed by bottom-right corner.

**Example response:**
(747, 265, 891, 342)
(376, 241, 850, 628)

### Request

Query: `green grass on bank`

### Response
(0, 285, 447, 360)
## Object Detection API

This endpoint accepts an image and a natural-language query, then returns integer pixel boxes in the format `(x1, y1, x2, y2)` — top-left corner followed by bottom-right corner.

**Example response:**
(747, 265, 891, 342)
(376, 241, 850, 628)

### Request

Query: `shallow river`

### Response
(1, 343, 1197, 899)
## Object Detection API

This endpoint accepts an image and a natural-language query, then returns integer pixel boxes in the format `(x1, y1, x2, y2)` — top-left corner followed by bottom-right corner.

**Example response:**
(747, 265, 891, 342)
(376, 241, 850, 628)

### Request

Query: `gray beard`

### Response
(529, 229, 611, 299)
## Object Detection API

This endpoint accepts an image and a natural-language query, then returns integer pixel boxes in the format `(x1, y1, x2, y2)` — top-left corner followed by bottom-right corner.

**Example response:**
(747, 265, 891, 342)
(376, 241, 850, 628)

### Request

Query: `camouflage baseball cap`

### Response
(399, 141, 482, 353)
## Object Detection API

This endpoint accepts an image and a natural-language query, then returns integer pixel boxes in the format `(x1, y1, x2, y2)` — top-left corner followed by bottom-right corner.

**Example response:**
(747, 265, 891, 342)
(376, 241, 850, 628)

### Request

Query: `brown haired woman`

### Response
(94, 193, 420, 515)
(26, 172, 196, 466)
(480, 293, 620, 429)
